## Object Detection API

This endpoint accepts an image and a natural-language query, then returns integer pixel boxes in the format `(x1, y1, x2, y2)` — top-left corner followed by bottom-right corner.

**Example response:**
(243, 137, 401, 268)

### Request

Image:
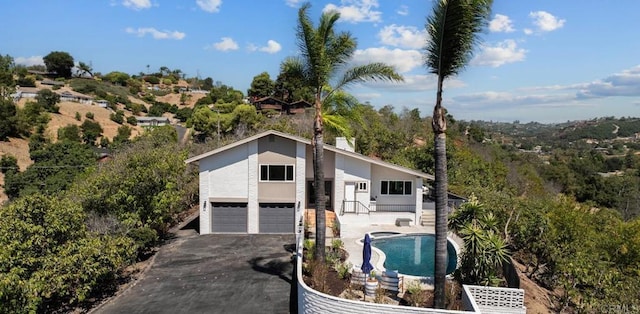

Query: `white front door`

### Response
(344, 182, 356, 202)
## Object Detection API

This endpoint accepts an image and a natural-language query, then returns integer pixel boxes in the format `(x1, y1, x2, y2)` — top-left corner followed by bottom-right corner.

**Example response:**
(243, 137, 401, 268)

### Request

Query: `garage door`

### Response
(259, 203, 294, 233)
(211, 203, 248, 233)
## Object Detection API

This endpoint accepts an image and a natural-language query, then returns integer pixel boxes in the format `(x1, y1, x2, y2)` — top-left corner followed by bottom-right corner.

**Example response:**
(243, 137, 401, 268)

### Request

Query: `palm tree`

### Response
(424, 0, 493, 308)
(285, 2, 403, 262)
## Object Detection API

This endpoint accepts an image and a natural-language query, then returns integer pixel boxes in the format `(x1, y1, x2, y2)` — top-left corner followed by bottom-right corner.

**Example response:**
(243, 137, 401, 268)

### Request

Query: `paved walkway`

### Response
(93, 232, 297, 314)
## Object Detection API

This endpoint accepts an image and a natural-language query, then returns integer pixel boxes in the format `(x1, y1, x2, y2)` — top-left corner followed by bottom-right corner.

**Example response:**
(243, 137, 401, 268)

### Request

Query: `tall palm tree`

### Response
(424, 0, 493, 308)
(285, 2, 403, 262)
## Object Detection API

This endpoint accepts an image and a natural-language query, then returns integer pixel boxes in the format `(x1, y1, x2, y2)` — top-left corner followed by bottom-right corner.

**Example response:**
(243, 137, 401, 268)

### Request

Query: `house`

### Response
(185, 130, 434, 234)
(95, 100, 109, 108)
(252, 97, 312, 115)
(13, 86, 40, 99)
(41, 79, 65, 86)
(136, 116, 170, 127)
(57, 90, 93, 104)
(288, 100, 313, 114)
(252, 96, 289, 114)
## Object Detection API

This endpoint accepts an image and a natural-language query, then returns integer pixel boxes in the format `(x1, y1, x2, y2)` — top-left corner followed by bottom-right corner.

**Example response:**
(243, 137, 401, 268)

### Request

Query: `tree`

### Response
(424, 0, 493, 307)
(284, 3, 402, 262)
(0, 97, 17, 140)
(104, 71, 131, 86)
(77, 61, 93, 77)
(0, 54, 15, 97)
(43, 51, 74, 78)
(247, 72, 275, 99)
(57, 124, 82, 142)
(35, 89, 61, 113)
(81, 120, 103, 145)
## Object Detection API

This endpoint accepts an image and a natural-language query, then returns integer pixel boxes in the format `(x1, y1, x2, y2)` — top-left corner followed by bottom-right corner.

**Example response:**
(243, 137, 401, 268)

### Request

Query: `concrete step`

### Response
(421, 211, 435, 226)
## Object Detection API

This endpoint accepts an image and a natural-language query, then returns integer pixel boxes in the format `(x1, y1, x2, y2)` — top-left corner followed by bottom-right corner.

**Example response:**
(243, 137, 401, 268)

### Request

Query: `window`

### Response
(380, 180, 412, 195)
(356, 181, 368, 192)
(260, 164, 294, 181)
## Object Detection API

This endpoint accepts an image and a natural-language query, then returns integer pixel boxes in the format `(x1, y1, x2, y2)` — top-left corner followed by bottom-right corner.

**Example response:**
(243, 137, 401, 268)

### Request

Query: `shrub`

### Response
(334, 261, 352, 279)
(126, 116, 137, 125)
(85, 112, 94, 120)
(75, 112, 81, 121)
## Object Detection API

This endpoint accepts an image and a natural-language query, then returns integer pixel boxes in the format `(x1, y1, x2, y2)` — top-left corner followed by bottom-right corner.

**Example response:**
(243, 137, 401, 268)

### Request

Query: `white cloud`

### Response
(369, 74, 465, 92)
(523, 28, 533, 35)
(122, 0, 151, 10)
(489, 14, 515, 33)
(285, 0, 303, 7)
(472, 40, 526, 67)
(396, 5, 408, 16)
(351, 47, 421, 73)
(14, 56, 44, 66)
(323, 0, 382, 23)
(259, 40, 282, 54)
(577, 65, 640, 98)
(208, 37, 239, 51)
(528, 11, 565, 33)
(196, 0, 222, 13)
(125, 27, 186, 40)
(378, 24, 428, 49)
(453, 91, 574, 109)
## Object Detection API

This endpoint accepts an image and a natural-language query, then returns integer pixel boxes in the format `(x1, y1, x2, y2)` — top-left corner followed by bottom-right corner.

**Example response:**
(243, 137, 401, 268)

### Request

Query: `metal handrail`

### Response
(340, 200, 370, 215)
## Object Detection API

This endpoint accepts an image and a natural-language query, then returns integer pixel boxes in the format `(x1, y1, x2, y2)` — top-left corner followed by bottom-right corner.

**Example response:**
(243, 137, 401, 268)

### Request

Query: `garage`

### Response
(211, 203, 248, 233)
(259, 203, 295, 233)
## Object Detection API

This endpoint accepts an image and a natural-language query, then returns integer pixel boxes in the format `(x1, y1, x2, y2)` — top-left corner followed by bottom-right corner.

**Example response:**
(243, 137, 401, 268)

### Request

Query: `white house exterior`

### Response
(185, 130, 434, 235)
(136, 116, 170, 127)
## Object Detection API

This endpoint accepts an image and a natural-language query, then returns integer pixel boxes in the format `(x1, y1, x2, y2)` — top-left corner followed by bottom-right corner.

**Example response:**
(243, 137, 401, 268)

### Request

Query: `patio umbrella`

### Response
(361, 233, 374, 300)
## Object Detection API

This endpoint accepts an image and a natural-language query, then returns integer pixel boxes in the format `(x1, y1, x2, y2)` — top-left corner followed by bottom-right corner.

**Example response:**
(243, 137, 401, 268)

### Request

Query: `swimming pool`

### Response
(371, 234, 457, 277)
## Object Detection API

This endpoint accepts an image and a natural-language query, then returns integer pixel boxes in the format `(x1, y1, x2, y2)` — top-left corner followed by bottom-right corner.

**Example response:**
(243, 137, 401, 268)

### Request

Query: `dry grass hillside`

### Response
(0, 84, 158, 203)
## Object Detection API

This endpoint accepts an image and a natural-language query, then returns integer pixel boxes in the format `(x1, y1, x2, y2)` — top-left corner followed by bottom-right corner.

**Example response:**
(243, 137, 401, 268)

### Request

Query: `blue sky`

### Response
(1, 0, 639, 123)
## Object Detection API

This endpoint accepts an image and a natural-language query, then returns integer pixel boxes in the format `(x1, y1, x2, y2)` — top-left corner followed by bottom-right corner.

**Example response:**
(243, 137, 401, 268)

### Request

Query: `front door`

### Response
(306, 180, 333, 210)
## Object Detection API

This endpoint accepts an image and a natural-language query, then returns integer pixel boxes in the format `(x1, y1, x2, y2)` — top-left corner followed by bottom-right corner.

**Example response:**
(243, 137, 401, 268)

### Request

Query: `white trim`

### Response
(356, 181, 368, 193)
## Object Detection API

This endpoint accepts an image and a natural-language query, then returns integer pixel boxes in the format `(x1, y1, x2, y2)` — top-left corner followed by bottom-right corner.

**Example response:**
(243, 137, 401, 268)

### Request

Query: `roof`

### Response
(57, 90, 93, 99)
(17, 87, 41, 94)
(136, 116, 170, 122)
(185, 130, 434, 180)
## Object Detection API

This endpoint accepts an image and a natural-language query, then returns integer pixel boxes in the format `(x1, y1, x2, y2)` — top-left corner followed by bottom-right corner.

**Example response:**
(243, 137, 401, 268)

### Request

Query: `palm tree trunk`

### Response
(313, 96, 326, 263)
(432, 77, 449, 309)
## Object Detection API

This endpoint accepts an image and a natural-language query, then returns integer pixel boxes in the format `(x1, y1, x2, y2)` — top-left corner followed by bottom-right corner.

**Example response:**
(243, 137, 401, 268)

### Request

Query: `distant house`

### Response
(95, 100, 109, 108)
(57, 90, 93, 104)
(253, 96, 288, 114)
(136, 116, 170, 127)
(41, 79, 65, 86)
(288, 100, 313, 114)
(14, 86, 40, 99)
(252, 97, 311, 115)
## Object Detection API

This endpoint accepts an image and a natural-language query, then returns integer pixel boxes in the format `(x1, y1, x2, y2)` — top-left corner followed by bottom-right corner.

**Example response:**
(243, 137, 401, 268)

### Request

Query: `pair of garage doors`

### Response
(210, 203, 294, 233)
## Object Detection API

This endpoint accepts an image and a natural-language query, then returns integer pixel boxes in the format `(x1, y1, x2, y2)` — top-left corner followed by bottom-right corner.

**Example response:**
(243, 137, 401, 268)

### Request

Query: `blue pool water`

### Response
(371, 234, 457, 277)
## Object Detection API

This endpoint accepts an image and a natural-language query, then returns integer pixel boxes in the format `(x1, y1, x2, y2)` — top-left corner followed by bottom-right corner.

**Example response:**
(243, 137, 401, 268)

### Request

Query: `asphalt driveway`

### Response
(94, 232, 297, 314)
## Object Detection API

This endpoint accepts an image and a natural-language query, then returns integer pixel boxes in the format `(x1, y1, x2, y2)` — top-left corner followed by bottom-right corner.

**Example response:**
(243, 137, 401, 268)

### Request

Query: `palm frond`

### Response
(425, 0, 493, 79)
(334, 63, 404, 92)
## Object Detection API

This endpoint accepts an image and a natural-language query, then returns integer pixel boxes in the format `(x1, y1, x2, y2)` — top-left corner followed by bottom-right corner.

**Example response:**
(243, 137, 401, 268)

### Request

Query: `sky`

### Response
(1, 0, 639, 123)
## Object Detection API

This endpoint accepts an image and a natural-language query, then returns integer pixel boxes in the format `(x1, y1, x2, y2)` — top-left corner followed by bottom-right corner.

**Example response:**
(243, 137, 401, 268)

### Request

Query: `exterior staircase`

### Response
(305, 209, 337, 239)
(421, 210, 435, 227)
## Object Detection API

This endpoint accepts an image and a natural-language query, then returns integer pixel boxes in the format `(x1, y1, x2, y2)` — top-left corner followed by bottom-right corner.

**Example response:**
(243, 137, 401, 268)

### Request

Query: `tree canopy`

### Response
(43, 51, 75, 78)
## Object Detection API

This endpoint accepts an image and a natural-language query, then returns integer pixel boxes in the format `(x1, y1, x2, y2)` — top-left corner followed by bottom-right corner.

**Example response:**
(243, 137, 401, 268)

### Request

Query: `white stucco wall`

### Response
(197, 143, 254, 234)
(247, 141, 259, 233)
(296, 142, 306, 226)
(370, 164, 417, 206)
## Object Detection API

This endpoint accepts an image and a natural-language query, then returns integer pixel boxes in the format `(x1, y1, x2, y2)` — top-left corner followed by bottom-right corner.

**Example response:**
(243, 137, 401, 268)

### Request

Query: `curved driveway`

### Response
(94, 232, 297, 314)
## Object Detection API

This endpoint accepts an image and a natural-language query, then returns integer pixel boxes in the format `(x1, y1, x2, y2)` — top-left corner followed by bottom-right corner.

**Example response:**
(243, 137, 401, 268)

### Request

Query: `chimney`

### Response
(335, 137, 355, 152)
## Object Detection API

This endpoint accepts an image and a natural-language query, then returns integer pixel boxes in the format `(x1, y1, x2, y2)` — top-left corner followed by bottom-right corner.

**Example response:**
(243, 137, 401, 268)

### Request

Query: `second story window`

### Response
(260, 164, 294, 182)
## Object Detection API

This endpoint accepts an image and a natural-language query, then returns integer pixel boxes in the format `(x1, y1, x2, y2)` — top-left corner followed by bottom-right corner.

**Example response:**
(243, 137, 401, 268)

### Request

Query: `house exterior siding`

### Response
(257, 136, 296, 202)
(187, 130, 433, 234)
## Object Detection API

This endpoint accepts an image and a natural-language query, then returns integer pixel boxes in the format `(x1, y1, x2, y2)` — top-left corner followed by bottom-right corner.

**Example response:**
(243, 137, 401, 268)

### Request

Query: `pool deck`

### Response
(340, 223, 463, 279)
